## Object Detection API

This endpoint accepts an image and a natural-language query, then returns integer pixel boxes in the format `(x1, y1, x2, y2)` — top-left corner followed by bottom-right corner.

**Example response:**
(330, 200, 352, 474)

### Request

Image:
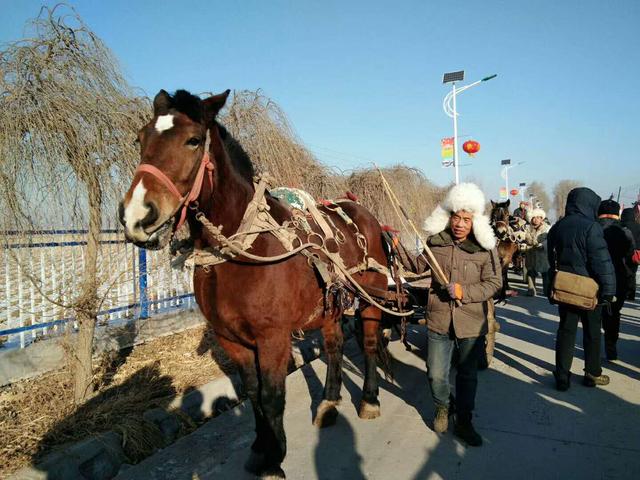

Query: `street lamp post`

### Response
(443, 71, 497, 185)
(519, 182, 527, 201)
(500, 159, 525, 201)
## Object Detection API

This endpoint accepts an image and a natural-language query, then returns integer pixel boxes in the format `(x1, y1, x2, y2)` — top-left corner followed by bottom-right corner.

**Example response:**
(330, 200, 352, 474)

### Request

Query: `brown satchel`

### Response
(550, 270, 599, 310)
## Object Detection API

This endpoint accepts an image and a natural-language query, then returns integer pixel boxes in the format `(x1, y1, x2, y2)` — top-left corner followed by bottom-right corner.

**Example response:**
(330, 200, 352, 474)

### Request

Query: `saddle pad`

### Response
(270, 187, 315, 212)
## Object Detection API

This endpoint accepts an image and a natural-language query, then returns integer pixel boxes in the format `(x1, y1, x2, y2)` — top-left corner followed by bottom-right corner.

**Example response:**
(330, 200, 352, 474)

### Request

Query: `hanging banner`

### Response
(441, 137, 454, 158)
(499, 187, 508, 199)
(441, 137, 454, 167)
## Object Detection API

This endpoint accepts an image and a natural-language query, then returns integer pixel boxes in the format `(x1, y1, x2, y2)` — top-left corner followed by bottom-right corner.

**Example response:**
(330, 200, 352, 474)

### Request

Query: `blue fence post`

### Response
(138, 248, 149, 319)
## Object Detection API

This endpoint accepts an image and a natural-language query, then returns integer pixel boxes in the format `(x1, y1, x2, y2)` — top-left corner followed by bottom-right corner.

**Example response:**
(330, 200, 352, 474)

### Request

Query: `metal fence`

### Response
(0, 229, 195, 349)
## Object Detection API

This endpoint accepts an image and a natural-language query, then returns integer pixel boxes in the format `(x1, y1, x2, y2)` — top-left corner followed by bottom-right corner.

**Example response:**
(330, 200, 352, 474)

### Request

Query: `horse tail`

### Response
(376, 328, 395, 382)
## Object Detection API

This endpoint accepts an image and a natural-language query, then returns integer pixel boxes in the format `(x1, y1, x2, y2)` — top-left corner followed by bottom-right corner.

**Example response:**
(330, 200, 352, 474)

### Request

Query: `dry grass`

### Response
(0, 325, 233, 477)
(347, 165, 449, 241)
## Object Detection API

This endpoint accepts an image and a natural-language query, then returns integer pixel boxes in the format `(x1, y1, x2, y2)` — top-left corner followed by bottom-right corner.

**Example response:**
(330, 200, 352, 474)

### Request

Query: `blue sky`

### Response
(2, 0, 639, 208)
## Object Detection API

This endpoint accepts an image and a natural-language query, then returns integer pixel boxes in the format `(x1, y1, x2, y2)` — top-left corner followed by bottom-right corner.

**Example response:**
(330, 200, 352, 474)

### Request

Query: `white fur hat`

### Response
(423, 182, 497, 250)
(526, 208, 546, 222)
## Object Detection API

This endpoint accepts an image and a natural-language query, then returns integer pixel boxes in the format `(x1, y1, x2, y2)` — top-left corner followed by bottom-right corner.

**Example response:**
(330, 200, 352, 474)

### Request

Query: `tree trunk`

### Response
(72, 175, 102, 404)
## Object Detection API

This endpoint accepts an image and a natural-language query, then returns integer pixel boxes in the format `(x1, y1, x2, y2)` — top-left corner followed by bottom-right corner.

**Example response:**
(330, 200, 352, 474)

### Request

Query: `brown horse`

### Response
(118, 89, 388, 478)
(490, 200, 519, 301)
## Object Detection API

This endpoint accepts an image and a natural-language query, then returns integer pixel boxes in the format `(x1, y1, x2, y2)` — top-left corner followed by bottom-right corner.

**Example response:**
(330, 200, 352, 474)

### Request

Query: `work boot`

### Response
(583, 373, 610, 387)
(454, 416, 482, 447)
(433, 406, 449, 433)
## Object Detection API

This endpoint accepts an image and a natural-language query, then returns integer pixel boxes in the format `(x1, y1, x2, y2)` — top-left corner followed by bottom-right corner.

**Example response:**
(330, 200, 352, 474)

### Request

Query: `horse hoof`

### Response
(314, 400, 340, 428)
(358, 401, 381, 420)
(260, 467, 286, 479)
(244, 451, 266, 474)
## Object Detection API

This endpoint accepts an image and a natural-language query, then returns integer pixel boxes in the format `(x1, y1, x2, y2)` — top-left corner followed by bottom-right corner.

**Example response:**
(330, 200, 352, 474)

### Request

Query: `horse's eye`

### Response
(186, 137, 201, 147)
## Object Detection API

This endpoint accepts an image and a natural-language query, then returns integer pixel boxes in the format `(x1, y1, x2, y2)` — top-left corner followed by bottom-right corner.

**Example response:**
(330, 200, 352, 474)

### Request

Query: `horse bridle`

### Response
(493, 219, 513, 242)
(134, 130, 214, 232)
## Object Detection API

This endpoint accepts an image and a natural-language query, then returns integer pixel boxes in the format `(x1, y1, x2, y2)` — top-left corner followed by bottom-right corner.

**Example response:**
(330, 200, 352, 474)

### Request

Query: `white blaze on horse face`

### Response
(124, 181, 149, 238)
(155, 114, 174, 133)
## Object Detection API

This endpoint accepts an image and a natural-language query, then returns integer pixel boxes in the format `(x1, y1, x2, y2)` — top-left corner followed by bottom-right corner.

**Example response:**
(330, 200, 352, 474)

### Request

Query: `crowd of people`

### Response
(421, 183, 640, 447)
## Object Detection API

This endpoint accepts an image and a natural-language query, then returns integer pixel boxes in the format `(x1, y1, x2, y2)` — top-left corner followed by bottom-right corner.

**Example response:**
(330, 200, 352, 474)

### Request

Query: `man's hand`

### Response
(447, 283, 463, 300)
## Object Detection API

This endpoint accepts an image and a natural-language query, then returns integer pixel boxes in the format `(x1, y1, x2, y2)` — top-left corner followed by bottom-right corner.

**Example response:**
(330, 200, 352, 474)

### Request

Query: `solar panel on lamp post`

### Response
(443, 71, 497, 185)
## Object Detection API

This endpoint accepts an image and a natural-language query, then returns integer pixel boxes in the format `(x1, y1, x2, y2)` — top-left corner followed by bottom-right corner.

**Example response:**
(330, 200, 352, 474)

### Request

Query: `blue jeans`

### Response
(426, 329, 484, 418)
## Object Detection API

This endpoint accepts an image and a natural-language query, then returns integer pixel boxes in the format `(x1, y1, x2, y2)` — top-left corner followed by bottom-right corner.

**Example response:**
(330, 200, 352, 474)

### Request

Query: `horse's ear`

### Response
(505, 199, 511, 207)
(203, 89, 231, 125)
(491, 200, 496, 208)
(153, 89, 172, 115)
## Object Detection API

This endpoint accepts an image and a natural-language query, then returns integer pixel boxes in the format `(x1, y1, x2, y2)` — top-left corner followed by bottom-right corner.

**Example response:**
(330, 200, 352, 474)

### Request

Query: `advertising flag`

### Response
(441, 137, 454, 167)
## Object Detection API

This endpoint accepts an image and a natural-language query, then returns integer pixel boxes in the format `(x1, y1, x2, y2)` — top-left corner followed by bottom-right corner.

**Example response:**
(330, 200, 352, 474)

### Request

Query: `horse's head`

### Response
(490, 199, 510, 224)
(119, 89, 230, 249)
(490, 199, 511, 238)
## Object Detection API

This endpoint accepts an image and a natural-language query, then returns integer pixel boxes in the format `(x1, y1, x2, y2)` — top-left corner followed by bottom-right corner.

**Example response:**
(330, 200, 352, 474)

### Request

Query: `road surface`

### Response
(117, 277, 640, 479)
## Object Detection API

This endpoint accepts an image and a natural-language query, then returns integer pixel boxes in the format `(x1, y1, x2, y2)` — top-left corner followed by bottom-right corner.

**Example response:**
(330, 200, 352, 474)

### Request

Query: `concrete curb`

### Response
(9, 332, 325, 480)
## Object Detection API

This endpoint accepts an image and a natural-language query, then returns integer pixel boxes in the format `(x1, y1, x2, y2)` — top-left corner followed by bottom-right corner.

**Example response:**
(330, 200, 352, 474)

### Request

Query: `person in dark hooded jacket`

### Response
(547, 187, 616, 390)
(597, 199, 635, 360)
(621, 207, 640, 300)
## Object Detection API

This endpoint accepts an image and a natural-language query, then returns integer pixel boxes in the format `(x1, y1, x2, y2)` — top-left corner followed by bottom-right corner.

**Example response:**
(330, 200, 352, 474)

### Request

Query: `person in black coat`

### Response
(547, 187, 616, 390)
(621, 207, 640, 300)
(597, 199, 635, 360)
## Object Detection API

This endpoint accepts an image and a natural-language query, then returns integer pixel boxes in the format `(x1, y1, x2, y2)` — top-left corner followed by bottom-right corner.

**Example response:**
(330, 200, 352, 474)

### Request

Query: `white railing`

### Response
(0, 229, 195, 349)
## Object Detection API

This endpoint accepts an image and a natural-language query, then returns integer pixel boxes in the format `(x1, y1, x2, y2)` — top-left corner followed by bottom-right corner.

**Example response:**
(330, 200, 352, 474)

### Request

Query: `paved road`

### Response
(117, 278, 640, 479)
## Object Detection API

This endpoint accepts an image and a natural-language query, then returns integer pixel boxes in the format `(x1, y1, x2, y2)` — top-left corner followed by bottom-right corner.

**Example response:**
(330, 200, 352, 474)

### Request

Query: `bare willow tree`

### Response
(553, 179, 582, 219)
(221, 90, 343, 199)
(0, 6, 149, 403)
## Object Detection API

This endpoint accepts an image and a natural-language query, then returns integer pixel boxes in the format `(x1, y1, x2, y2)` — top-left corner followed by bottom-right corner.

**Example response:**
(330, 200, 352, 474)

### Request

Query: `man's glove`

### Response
(447, 283, 463, 300)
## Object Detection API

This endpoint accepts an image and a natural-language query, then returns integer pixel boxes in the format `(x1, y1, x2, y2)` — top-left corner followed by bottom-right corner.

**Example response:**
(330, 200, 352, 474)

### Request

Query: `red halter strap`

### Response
(135, 150, 214, 231)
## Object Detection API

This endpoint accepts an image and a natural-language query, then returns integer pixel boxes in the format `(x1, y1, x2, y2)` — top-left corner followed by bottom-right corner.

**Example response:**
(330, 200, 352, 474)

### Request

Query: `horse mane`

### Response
(165, 89, 255, 183)
(169, 89, 204, 123)
(216, 122, 255, 182)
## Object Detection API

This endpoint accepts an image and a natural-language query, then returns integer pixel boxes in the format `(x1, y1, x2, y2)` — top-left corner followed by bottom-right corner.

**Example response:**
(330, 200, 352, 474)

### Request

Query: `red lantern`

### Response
(462, 140, 480, 157)
(510, 189, 519, 196)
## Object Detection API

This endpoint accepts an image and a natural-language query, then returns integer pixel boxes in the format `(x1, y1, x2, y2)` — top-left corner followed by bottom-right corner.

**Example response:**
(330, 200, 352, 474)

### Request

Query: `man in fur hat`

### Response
(597, 199, 635, 360)
(423, 183, 502, 446)
(524, 207, 551, 296)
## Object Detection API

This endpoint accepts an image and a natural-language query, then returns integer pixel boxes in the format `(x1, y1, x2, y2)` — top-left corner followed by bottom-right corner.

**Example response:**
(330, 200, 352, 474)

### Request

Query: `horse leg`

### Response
(315, 316, 343, 428)
(215, 336, 269, 474)
(359, 305, 382, 420)
(255, 332, 291, 478)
